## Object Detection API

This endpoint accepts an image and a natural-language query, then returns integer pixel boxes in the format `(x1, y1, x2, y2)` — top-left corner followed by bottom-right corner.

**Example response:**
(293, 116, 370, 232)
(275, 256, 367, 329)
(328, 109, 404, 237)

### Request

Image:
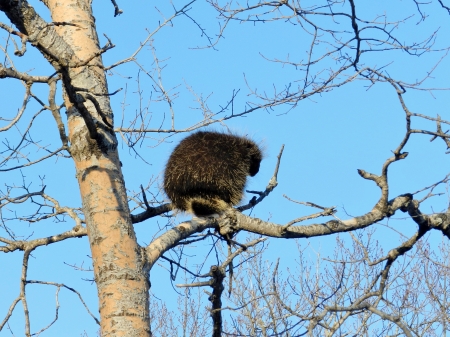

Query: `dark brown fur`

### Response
(163, 131, 262, 216)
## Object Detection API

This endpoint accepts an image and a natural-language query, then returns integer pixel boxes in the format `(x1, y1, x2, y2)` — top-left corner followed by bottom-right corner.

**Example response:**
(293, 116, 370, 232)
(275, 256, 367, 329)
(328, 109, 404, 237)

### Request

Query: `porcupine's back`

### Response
(163, 131, 262, 216)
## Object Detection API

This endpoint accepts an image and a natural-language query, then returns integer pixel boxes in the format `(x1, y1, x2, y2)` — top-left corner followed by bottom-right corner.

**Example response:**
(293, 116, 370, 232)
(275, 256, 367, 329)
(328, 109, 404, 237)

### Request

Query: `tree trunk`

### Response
(49, 1, 151, 335)
(0, 0, 152, 335)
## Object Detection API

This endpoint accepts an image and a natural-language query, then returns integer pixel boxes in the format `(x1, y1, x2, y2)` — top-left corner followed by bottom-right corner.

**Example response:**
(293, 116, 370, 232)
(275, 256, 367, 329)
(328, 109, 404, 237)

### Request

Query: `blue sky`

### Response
(1, 0, 450, 335)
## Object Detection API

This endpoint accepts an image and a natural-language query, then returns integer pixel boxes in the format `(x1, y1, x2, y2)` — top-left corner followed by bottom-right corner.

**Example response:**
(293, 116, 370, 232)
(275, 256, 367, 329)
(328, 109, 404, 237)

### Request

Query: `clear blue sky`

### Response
(1, 1, 450, 335)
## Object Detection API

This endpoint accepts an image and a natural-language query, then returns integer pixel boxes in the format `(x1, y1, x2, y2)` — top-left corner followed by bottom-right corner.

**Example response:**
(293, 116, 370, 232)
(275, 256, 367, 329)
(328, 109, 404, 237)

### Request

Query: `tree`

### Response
(0, 0, 449, 336)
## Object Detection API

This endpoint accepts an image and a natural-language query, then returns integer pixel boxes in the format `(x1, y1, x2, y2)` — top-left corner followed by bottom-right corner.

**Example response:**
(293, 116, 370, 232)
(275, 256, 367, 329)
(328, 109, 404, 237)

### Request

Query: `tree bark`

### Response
(0, 0, 151, 335)
(49, 1, 151, 335)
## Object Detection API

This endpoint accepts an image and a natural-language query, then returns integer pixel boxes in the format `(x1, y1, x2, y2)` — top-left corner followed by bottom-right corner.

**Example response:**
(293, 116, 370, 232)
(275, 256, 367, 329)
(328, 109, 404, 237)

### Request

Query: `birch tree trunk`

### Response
(0, 0, 151, 335)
